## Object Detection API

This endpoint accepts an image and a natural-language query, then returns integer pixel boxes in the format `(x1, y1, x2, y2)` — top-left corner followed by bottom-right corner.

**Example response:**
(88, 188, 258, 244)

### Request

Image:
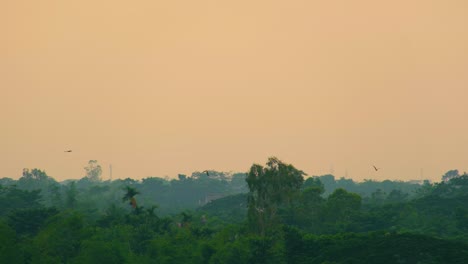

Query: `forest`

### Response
(1, 158, 468, 263)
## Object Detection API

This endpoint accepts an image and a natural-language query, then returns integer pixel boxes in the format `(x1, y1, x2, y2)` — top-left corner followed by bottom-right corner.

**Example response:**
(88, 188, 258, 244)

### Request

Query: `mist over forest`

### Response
(3, 0, 468, 263)
(1, 157, 467, 263)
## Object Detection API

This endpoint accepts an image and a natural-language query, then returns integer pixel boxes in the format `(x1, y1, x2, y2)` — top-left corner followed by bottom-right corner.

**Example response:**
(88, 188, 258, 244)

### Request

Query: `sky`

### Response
(1, 0, 467, 182)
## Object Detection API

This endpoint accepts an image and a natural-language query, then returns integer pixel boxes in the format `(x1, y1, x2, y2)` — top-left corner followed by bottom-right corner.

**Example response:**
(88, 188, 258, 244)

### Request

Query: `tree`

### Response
(326, 188, 361, 228)
(8, 207, 59, 237)
(0, 185, 42, 216)
(65, 182, 78, 209)
(122, 186, 140, 210)
(302, 177, 324, 190)
(442, 169, 459, 182)
(370, 189, 387, 206)
(43, 183, 64, 208)
(84, 160, 102, 182)
(0, 221, 24, 263)
(21, 168, 48, 181)
(386, 189, 408, 203)
(414, 180, 434, 198)
(296, 186, 326, 232)
(32, 212, 85, 263)
(327, 188, 361, 212)
(18, 168, 55, 191)
(246, 157, 305, 235)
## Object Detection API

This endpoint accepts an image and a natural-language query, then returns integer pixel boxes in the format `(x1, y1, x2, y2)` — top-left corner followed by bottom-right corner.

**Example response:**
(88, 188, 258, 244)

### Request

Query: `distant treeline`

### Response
(0, 161, 429, 216)
(0, 159, 467, 263)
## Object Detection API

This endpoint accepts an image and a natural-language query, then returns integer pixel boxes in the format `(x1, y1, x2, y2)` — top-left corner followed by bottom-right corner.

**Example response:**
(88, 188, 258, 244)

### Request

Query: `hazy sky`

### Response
(2, 0, 467, 182)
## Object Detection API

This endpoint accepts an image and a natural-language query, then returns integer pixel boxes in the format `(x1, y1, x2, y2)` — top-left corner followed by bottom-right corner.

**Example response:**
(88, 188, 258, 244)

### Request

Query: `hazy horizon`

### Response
(2, 1, 467, 182)
(0, 156, 459, 183)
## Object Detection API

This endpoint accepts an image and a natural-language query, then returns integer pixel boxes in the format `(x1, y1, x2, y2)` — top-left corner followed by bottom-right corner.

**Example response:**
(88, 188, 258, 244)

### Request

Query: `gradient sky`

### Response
(1, 0, 467, 182)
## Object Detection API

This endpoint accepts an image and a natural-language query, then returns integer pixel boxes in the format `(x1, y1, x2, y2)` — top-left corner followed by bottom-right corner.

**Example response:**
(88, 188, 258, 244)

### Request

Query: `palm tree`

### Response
(122, 186, 140, 209)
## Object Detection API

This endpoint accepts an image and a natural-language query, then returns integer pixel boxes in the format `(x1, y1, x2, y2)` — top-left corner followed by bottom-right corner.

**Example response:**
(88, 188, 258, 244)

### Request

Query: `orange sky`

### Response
(1, 0, 467, 182)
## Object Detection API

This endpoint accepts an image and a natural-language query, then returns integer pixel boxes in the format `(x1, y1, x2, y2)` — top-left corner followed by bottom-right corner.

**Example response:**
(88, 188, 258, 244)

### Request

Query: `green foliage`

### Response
(2, 162, 468, 263)
(96, 204, 126, 227)
(0, 185, 42, 216)
(283, 227, 468, 264)
(246, 157, 305, 235)
(326, 189, 361, 217)
(314, 174, 421, 198)
(321, 189, 361, 233)
(65, 182, 78, 209)
(199, 193, 247, 223)
(292, 186, 325, 232)
(71, 240, 126, 264)
(8, 207, 59, 237)
(302, 177, 324, 191)
(0, 221, 24, 263)
(386, 189, 408, 203)
(18, 169, 55, 191)
(32, 211, 86, 263)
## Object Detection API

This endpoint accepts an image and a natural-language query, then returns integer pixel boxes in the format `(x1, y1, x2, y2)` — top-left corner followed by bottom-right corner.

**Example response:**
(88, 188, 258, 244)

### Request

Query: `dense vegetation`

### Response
(1, 159, 467, 263)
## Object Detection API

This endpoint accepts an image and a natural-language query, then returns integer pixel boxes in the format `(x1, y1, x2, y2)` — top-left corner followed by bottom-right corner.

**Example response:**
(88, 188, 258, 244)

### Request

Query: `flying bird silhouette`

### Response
(64, 150, 72, 153)
(373, 165, 380, 171)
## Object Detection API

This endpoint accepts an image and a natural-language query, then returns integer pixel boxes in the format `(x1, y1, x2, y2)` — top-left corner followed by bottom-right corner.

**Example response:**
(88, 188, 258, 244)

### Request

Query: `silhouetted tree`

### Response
(122, 186, 140, 210)
(442, 169, 460, 182)
(84, 160, 102, 182)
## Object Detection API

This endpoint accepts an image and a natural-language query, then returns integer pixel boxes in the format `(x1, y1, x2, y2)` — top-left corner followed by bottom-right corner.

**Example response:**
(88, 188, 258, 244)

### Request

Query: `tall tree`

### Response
(84, 160, 102, 182)
(21, 168, 49, 181)
(246, 157, 305, 235)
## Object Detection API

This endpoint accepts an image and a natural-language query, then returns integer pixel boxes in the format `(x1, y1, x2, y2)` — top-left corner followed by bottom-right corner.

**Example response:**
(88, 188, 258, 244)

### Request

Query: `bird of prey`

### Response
(373, 165, 380, 171)
(202, 170, 210, 176)
(64, 150, 72, 153)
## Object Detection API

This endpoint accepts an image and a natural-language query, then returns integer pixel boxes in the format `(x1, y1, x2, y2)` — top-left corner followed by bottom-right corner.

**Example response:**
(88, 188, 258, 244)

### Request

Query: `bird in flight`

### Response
(64, 150, 72, 153)
(202, 170, 210, 176)
(373, 165, 380, 171)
